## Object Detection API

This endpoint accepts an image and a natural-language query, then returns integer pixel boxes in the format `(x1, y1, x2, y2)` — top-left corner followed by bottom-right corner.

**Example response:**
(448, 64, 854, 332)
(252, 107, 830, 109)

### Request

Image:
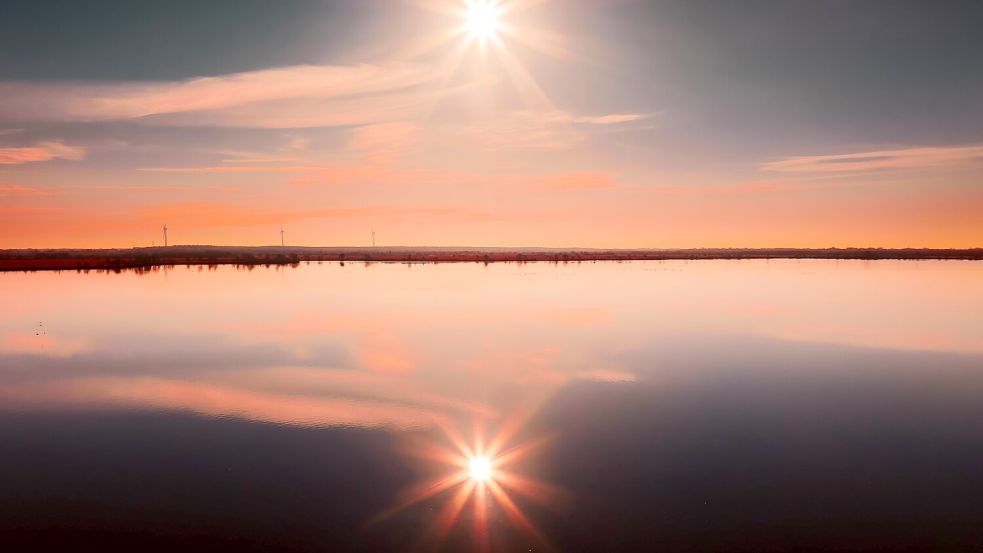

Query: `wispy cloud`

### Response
(0, 141, 85, 165)
(346, 122, 419, 164)
(460, 110, 583, 151)
(63, 184, 194, 192)
(220, 156, 305, 164)
(650, 180, 834, 197)
(457, 110, 649, 151)
(0, 377, 442, 430)
(762, 144, 983, 173)
(280, 136, 311, 151)
(532, 172, 619, 191)
(140, 165, 314, 173)
(0, 63, 438, 128)
(709, 181, 795, 194)
(0, 183, 48, 197)
(573, 113, 650, 125)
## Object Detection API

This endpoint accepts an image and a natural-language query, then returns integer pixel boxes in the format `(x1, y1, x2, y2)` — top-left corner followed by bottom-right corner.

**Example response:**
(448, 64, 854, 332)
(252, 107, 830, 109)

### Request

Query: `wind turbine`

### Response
(163, 224, 168, 247)
(280, 225, 285, 247)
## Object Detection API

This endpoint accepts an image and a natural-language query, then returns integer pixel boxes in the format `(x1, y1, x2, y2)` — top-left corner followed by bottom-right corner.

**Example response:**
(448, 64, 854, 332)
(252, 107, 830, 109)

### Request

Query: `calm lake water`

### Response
(2, 260, 982, 552)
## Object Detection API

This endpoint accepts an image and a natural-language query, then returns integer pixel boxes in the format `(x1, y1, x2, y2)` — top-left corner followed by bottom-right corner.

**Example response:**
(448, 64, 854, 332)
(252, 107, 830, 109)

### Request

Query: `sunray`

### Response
(495, 469, 568, 507)
(472, 418, 487, 455)
(491, 42, 555, 111)
(368, 469, 471, 527)
(430, 480, 476, 545)
(487, 478, 549, 546)
(472, 480, 491, 552)
(377, 376, 564, 548)
(489, 433, 552, 467)
(436, 416, 476, 458)
(410, 0, 461, 15)
(499, 24, 569, 59)
(401, 470, 472, 506)
(403, 0, 559, 116)
(484, 394, 552, 457)
(414, 30, 491, 120)
(404, 440, 469, 467)
(396, 27, 469, 62)
(499, 0, 547, 13)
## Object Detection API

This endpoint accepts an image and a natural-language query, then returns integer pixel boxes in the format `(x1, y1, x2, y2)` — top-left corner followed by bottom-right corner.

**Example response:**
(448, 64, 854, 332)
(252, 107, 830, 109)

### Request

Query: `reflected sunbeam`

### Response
(369, 414, 564, 551)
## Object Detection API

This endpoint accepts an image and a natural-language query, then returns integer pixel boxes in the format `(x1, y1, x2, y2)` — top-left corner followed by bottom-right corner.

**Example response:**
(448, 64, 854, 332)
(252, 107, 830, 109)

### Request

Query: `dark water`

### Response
(1, 260, 982, 551)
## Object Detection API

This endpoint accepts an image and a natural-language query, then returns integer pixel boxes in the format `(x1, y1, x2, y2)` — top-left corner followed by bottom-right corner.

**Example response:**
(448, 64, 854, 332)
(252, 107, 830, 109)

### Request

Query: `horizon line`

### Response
(3, 245, 983, 252)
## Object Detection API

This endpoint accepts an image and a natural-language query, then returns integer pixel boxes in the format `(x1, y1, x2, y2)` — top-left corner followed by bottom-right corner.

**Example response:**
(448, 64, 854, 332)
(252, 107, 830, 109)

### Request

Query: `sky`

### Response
(1, 0, 981, 249)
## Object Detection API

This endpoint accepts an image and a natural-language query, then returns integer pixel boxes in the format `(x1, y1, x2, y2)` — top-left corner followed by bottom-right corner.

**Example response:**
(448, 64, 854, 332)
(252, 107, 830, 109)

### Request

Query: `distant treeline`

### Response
(0, 246, 981, 271)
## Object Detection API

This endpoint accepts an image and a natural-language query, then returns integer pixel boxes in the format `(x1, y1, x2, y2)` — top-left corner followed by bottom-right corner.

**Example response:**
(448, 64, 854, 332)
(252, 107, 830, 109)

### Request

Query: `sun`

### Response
(468, 456, 493, 481)
(465, 1, 501, 40)
(408, 0, 558, 111)
(373, 416, 562, 550)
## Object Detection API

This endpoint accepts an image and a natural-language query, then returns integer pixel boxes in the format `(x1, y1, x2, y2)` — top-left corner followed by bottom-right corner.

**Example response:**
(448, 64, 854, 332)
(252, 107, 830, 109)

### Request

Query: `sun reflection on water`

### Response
(371, 413, 563, 550)
(468, 455, 493, 481)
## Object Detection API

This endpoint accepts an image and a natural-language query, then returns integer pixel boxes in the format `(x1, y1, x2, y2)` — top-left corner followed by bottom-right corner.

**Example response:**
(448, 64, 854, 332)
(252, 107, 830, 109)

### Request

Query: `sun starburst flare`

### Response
(369, 413, 566, 550)
(468, 455, 493, 480)
(464, 1, 503, 41)
(404, 0, 564, 114)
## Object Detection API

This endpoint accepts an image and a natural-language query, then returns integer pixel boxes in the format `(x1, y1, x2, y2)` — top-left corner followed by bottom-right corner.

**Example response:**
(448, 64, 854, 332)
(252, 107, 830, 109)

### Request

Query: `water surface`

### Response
(2, 260, 982, 551)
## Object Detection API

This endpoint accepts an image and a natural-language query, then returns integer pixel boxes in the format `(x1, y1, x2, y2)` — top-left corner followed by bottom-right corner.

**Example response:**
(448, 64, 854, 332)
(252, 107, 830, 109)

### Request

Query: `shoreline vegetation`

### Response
(1, 246, 981, 272)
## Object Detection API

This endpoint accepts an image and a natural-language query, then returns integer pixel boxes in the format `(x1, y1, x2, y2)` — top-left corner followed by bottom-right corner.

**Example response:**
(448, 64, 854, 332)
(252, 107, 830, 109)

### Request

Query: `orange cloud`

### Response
(0, 183, 48, 196)
(533, 172, 618, 191)
(715, 181, 792, 193)
(139, 165, 314, 173)
(220, 156, 305, 164)
(213, 367, 495, 418)
(0, 141, 85, 165)
(649, 180, 839, 197)
(357, 340, 418, 374)
(0, 377, 441, 429)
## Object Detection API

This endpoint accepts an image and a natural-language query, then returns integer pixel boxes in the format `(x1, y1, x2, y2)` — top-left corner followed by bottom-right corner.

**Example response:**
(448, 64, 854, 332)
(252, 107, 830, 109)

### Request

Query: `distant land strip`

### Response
(1, 246, 981, 271)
